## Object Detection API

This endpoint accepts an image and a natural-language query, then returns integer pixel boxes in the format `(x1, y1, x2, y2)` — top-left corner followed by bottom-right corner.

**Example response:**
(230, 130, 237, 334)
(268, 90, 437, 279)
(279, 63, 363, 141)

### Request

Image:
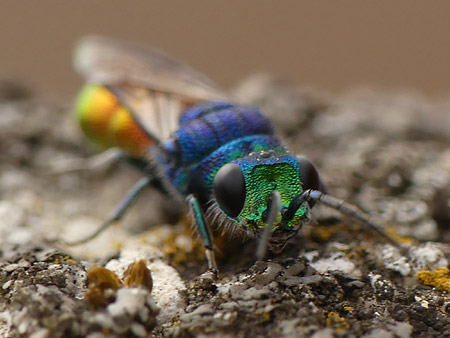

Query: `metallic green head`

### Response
(213, 150, 320, 252)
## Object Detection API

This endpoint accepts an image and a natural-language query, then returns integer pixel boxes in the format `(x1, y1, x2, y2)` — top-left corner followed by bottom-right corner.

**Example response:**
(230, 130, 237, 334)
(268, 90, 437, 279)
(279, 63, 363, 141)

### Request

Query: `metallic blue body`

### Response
(157, 101, 289, 202)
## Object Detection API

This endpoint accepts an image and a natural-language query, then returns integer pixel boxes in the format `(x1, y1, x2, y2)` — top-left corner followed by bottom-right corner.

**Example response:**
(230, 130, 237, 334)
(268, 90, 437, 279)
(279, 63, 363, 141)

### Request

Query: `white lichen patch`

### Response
(379, 242, 449, 276)
(367, 272, 382, 289)
(302, 242, 361, 277)
(107, 288, 155, 318)
(394, 200, 428, 224)
(302, 250, 319, 262)
(411, 219, 438, 241)
(216, 280, 244, 296)
(311, 252, 359, 276)
(379, 245, 412, 276)
(414, 295, 429, 309)
(409, 242, 448, 272)
(412, 161, 450, 190)
(303, 245, 361, 277)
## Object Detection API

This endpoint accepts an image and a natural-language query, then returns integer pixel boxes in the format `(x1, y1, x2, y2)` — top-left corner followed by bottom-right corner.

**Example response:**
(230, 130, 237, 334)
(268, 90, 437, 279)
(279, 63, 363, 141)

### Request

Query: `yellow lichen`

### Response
(417, 267, 450, 291)
(112, 240, 123, 251)
(64, 256, 77, 264)
(386, 226, 414, 245)
(161, 223, 205, 266)
(261, 312, 271, 322)
(343, 306, 353, 312)
(53, 255, 77, 265)
(326, 311, 350, 332)
(310, 224, 341, 242)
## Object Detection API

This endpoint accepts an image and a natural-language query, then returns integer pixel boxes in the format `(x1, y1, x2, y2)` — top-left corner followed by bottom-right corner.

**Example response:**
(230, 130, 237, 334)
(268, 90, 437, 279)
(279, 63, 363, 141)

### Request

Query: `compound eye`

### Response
(213, 163, 246, 218)
(298, 156, 321, 191)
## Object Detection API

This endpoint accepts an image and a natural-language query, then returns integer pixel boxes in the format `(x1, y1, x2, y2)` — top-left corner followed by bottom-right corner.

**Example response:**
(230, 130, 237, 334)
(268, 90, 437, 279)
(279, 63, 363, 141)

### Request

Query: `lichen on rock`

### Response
(1, 77, 450, 337)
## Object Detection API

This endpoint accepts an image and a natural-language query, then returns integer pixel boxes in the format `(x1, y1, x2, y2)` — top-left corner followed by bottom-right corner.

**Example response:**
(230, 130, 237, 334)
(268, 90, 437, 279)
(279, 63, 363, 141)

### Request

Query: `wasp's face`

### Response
(212, 151, 310, 242)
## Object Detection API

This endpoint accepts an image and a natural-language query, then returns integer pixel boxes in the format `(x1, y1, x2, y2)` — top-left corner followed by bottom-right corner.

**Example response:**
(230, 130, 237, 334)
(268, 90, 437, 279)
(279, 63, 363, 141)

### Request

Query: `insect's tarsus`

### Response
(256, 191, 281, 261)
(187, 194, 217, 271)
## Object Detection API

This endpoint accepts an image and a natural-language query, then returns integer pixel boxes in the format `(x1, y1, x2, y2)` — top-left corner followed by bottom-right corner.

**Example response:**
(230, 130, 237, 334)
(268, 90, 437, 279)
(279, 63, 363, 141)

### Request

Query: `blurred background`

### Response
(2, 1, 450, 99)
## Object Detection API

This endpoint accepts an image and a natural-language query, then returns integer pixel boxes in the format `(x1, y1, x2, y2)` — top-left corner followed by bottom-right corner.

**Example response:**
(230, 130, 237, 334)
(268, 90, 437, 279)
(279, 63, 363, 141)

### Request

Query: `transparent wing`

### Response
(74, 35, 230, 142)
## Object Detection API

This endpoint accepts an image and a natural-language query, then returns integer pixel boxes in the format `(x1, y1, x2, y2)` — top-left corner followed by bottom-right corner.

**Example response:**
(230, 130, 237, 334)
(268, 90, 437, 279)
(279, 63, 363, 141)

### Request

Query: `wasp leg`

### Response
(256, 191, 282, 261)
(48, 148, 125, 174)
(186, 195, 218, 272)
(287, 189, 409, 253)
(59, 176, 152, 246)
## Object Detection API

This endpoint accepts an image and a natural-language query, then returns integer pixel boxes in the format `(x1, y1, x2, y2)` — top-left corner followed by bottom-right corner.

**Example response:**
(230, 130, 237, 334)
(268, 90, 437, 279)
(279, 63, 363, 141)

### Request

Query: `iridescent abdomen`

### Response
(75, 84, 154, 157)
(176, 102, 275, 166)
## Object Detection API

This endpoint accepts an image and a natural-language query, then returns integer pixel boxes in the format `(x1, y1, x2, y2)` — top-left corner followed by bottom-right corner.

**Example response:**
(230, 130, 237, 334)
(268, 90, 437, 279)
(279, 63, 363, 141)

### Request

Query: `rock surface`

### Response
(0, 76, 449, 337)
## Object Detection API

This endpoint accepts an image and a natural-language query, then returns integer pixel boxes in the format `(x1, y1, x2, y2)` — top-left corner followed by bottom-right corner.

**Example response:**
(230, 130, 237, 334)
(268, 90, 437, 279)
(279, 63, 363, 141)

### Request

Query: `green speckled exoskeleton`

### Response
(69, 36, 403, 271)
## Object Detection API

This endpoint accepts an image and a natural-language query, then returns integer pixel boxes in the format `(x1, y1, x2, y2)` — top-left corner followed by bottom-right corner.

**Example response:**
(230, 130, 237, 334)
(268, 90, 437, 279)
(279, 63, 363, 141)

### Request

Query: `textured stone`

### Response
(1, 77, 450, 337)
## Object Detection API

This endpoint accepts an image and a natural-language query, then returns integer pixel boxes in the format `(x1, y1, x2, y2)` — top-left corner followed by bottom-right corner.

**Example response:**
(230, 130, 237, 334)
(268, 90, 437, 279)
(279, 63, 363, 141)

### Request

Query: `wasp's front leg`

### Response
(186, 195, 218, 272)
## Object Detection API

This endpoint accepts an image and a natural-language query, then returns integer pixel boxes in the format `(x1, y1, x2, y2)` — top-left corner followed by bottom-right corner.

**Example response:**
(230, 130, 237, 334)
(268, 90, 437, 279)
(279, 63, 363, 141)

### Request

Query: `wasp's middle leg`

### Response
(60, 176, 153, 246)
(186, 194, 218, 272)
